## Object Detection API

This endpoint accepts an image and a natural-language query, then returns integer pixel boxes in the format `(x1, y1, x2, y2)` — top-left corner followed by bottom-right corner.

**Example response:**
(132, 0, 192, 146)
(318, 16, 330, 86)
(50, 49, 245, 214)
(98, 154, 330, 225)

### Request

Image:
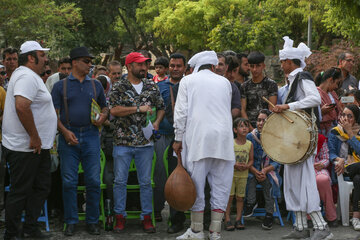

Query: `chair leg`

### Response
(339, 189, 350, 226)
(43, 200, 50, 232)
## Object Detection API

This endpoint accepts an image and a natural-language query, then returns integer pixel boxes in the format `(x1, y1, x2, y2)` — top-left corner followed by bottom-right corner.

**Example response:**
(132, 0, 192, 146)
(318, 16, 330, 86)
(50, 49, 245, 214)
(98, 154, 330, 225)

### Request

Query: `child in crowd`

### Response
(153, 56, 169, 83)
(225, 118, 254, 231)
(244, 109, 281, 230)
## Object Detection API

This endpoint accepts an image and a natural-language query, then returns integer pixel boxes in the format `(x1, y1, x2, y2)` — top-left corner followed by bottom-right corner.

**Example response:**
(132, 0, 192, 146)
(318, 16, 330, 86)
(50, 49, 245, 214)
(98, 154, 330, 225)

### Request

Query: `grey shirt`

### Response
(341, 73, 358, 90)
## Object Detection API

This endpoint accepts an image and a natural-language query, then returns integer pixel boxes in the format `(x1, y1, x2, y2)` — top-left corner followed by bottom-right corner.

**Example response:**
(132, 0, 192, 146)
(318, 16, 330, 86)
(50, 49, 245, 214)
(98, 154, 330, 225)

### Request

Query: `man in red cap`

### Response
(109, 52, 165, 233)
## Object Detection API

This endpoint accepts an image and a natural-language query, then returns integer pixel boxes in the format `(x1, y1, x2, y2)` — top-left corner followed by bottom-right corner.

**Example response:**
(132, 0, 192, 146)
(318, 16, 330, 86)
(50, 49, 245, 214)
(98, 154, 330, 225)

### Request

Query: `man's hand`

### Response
(63, 129, 79, 145)
(29, 135, 42, 154)
(153, 122, 159, 131)
(139, 105, 152, 114)
(94, 113, 107, 127)
(272, 104, 289, 113)
(172, 141, 182, 157)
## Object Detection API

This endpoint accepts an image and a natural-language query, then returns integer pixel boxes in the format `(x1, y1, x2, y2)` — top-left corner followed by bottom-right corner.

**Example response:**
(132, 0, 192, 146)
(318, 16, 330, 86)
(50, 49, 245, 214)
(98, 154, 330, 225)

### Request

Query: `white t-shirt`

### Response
(2, 66, 57, 152)
(132, 81, 143, 94)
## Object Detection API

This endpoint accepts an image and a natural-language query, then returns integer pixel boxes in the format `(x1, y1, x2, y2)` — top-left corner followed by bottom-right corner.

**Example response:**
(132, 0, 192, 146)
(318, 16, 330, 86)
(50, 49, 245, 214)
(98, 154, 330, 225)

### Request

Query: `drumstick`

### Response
(262, 96, 294, 124)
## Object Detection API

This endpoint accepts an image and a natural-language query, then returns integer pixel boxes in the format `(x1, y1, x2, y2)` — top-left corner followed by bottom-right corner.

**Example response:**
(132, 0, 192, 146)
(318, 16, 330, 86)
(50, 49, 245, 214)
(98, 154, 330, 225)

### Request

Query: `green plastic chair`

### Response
(77, 149, 107, 229)
(126, 152, 157, 226)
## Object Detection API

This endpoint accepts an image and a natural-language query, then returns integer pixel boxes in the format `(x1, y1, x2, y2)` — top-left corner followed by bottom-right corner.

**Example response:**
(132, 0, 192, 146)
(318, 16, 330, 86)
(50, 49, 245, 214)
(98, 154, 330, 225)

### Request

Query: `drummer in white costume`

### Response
(173, 51, 235, 240)
(273, 37, 333, 240)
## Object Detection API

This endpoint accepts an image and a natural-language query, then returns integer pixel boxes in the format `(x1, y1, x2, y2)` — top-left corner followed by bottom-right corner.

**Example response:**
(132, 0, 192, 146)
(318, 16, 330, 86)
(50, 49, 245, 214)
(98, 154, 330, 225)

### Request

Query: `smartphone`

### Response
(328, 103, 336, 107)
(341, 96, 355, 104)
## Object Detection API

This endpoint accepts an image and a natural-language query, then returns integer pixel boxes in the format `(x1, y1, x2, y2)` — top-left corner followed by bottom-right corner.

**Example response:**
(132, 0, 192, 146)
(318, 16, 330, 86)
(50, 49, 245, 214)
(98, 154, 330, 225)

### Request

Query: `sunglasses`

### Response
(40, 70, 51, 77)
(80, 58, 92, 64)
(345, 59, 355, 64)
(0, 71, 6, 76)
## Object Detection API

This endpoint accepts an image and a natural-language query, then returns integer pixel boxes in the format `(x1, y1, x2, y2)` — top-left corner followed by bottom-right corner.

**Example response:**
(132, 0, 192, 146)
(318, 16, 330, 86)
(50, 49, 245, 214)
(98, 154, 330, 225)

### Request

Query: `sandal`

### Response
(225, 221, 235, 231)
(235, 220, 245, 230)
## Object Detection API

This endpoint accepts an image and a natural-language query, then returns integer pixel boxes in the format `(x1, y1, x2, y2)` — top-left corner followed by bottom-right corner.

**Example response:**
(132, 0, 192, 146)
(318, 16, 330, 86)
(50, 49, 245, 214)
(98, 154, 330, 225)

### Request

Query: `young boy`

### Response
(225, 118, 254, 231)
(244, 109, 282, 230)
(153, 56, 169, 83)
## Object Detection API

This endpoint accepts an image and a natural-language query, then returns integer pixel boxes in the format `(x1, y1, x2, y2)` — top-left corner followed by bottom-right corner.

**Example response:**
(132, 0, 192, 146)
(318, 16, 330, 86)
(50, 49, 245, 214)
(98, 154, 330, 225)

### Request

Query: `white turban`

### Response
(188, 50, 219, 73)
(279, 36, 311, 69)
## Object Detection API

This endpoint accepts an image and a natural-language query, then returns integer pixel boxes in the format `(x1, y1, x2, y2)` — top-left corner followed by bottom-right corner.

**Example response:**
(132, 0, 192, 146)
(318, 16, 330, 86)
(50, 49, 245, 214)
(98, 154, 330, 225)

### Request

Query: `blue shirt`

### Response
(51, 73, 107, 127)
(157, 79, 175, 135)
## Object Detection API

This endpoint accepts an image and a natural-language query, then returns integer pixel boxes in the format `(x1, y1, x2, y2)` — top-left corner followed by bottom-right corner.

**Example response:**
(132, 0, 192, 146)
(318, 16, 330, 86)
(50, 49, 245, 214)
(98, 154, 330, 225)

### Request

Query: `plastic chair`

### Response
(126, 152, 156, 226)
(77, 150, 107, 229)
(337, 173, 354, 226)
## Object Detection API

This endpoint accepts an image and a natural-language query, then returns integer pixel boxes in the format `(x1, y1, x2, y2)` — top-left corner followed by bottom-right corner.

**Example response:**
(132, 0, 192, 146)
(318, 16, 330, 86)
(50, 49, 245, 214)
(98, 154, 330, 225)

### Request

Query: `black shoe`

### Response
(262, 213, 273, 230)
(327, 219, 338, 228)
(22, 229, 52, 239)
(64, 224, 76, 236)
(167, 223, 184, 234)
(243, 203, 258, 217)
(86, 224, 100, 235)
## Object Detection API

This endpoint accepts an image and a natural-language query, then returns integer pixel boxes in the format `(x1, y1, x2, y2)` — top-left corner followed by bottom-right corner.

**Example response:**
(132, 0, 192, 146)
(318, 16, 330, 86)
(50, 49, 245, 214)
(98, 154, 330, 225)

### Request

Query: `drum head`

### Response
(261, 111, 311, 164)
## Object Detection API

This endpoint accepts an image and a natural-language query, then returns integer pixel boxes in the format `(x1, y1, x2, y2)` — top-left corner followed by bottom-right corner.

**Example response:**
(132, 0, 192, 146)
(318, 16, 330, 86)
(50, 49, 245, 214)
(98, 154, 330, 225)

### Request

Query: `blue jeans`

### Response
(58, 125, 101, 224)
(113, 145, 153, 219)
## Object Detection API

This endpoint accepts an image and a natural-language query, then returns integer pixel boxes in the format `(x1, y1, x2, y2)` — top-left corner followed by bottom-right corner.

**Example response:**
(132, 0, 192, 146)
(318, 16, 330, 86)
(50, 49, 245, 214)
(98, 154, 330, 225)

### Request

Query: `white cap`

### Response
(188, 50, 218, 73)
(279, 36, 311, 69)
(20, 41, 50, 54)
(0, 65, 4, 69)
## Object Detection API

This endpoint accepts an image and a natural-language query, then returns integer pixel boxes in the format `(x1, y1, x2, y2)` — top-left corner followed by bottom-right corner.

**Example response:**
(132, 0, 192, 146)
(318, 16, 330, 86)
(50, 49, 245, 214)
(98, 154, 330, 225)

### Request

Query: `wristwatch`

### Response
(136, 105, 140, 113)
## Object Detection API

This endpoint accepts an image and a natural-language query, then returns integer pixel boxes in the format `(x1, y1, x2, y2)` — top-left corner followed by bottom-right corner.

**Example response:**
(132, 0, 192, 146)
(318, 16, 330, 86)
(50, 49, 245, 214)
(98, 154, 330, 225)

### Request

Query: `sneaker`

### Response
(243, 203, 258, 217)
(262, 213, 273, 230)
(306, 226, 333, 240)
(352, 218, 360, 231)
(176, 228, 205, 240)
(282, 229, 310, 239)
(142, 215, 156, 233)
(114, 214, 125, 233)
(208, 232, 221, 240)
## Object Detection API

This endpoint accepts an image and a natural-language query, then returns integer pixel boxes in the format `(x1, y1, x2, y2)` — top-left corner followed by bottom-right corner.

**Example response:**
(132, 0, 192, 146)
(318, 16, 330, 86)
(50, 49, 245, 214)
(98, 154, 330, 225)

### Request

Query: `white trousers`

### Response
(188, 158, 234, 211)
(284, 155, 321, 213)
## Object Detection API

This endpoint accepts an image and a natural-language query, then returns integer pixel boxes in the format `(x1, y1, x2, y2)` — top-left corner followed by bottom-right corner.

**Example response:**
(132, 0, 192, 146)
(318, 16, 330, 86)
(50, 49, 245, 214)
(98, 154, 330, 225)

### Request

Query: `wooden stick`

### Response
(262, 96, 294, 123)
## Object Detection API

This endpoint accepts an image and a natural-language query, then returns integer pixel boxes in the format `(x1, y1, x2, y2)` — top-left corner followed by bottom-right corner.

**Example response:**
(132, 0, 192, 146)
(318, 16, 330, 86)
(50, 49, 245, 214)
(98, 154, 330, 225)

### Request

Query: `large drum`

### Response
(261, 110, 318, 165)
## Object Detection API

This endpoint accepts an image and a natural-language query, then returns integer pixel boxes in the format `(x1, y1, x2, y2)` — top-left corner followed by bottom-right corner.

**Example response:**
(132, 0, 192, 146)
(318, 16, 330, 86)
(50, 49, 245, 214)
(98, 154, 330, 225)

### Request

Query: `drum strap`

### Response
(285, 71, 320, 128)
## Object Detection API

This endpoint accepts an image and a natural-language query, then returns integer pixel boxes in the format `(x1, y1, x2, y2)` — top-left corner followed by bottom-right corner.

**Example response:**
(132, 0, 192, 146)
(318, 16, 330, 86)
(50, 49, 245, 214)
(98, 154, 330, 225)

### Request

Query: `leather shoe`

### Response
(167, 223, 184, 234)
(86, 223, 100, 235)
(64, 224, 76, 236)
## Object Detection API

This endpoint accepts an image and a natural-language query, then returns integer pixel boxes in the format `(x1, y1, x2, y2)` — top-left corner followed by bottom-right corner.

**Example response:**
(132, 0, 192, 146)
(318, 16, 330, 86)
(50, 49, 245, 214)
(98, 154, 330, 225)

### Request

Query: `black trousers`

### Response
(346, 162, 360, 212)
(3, 147, 51, 238)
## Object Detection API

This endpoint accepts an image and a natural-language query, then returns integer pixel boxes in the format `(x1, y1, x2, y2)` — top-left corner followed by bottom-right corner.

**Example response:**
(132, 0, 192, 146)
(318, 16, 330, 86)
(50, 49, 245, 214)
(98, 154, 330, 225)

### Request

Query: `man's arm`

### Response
(110, 105, 152, 117)
(153, 110, 165, 131)
(240, 98, 248, 119)
(15, 96, 41, 153)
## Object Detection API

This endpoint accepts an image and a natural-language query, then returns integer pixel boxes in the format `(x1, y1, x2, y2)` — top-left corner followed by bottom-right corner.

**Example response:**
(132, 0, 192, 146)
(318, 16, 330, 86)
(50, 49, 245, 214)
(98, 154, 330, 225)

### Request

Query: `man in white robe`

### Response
(273, 37, 333, 240)
(173, 51, 235, 240)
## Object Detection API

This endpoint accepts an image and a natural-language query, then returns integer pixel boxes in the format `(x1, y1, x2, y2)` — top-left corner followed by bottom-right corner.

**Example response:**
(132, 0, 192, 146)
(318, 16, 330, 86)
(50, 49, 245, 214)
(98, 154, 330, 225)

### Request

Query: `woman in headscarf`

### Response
(328, 104, 360, 230)
(315, 67, 343, 136)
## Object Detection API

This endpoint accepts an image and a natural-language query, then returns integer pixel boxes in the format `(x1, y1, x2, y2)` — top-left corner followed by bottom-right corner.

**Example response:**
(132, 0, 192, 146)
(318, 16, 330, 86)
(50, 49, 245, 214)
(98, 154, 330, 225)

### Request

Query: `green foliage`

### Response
(1, 0, 82, 57)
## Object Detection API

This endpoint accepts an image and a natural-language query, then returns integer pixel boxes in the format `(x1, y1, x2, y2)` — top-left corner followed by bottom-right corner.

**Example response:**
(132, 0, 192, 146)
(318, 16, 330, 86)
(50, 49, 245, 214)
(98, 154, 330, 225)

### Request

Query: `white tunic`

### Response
(282, 68, 322, 212)
(174, 69, 235, 169)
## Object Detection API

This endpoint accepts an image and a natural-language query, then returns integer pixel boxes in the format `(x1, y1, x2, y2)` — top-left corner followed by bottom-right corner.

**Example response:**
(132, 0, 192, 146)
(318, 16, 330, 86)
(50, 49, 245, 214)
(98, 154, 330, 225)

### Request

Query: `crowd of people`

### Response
(0, 36, 359, 240)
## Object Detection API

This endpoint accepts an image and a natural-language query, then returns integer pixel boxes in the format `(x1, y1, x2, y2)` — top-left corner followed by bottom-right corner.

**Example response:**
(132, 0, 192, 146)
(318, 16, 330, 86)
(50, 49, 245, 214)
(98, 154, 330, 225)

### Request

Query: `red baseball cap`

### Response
(125, 52, 150, 65)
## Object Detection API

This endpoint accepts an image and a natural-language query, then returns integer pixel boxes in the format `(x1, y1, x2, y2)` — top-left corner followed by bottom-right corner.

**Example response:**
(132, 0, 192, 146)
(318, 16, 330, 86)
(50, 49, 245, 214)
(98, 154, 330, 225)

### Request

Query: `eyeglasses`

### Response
(40, 70, 51, 77)
(80, 58, 92, 64)
(111, 72, 121, 75)
(340, 113, 354, 119)
(345, 59, 355, 64)
(0, 71, 6, 76)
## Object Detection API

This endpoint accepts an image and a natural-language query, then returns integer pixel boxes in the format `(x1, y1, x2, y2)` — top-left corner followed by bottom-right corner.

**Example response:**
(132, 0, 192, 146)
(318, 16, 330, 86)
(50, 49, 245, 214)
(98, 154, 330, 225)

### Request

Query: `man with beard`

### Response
(154, 53, 187, 233)
(51, 47, 108, 236)
(109, 52, 165, 233)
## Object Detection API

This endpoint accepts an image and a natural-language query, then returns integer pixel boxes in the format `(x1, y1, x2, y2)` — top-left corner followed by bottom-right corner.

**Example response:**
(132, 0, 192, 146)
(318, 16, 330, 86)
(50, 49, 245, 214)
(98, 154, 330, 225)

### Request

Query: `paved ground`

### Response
(7, 205, 360, 240)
